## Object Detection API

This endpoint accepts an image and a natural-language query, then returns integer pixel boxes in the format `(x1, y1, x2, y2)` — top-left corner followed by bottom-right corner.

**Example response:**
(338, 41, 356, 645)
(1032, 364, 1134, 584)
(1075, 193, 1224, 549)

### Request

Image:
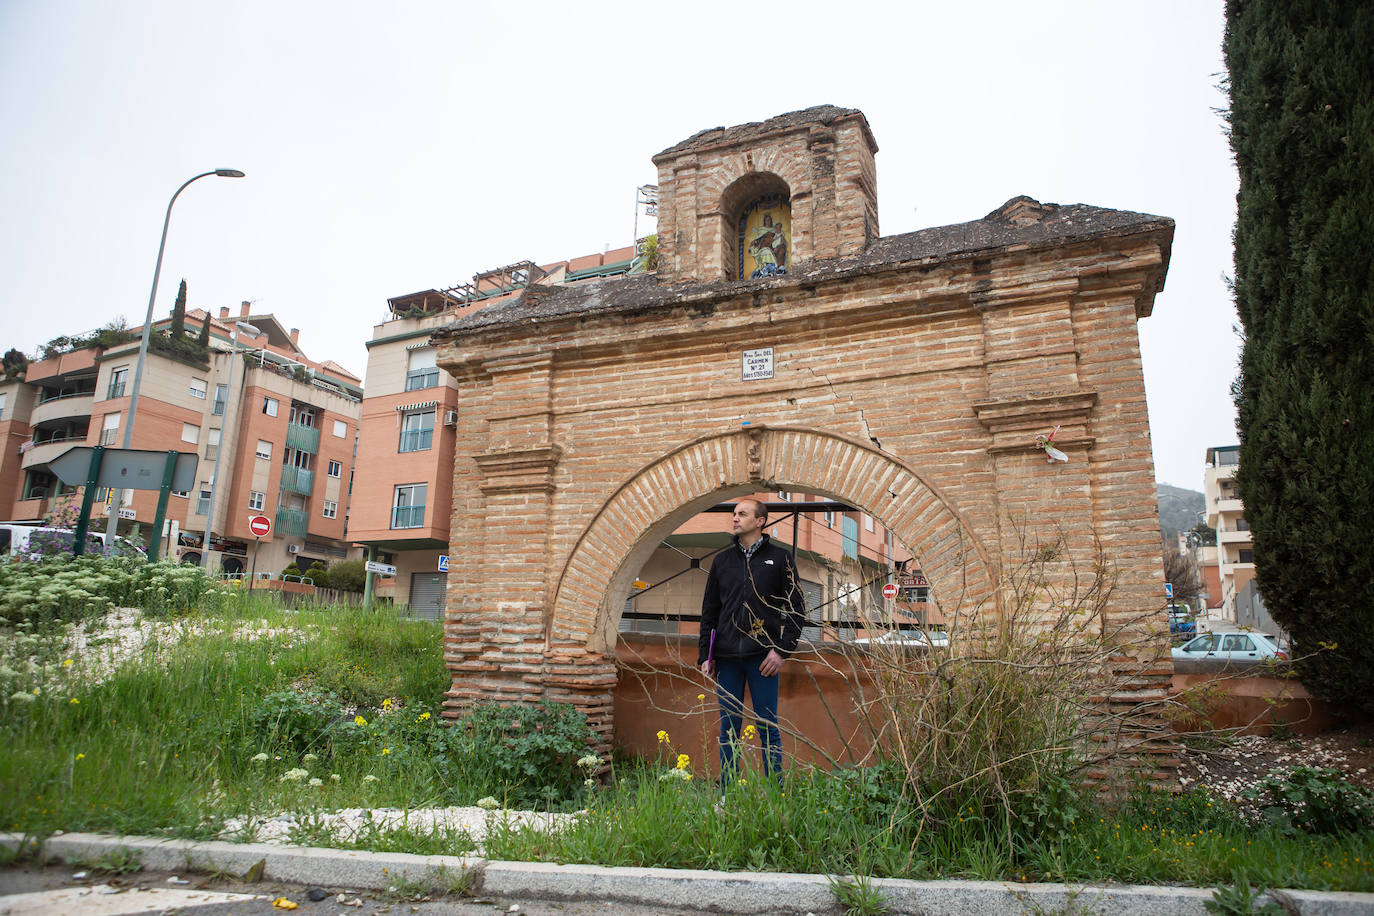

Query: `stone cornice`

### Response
(473, 445, 562, 495)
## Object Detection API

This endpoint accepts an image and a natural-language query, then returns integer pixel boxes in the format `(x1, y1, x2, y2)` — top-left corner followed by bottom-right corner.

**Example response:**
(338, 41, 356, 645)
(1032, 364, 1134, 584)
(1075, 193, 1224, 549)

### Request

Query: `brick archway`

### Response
(551, 426, 995, 655)
(431, 106, 1176, 770)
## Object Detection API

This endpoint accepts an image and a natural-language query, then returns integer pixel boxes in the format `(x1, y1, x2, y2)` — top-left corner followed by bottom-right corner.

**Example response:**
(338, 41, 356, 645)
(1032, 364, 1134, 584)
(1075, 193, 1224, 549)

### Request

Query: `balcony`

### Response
(12, 496, 49, 522)
(285, 421, 320, 453)
(399, 428, 433, 452)
(391, 504, 426, 529)
(276, 506, 309, 538)
(106, 380, 126, 400)
(31, 392, 94, 427)
(280, 465, 314, 496)
(21, 438, 85, 471)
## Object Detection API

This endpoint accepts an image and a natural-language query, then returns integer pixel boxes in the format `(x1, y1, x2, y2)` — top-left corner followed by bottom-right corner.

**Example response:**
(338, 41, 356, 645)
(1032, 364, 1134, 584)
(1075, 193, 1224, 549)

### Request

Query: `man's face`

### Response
(732, 501, 766, 538)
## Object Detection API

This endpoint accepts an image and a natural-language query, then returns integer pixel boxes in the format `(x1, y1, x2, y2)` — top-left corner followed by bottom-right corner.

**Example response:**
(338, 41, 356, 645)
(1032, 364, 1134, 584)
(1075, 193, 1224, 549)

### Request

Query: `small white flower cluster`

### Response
(477, 796, 500, 810)
(278, 767, 309, 783)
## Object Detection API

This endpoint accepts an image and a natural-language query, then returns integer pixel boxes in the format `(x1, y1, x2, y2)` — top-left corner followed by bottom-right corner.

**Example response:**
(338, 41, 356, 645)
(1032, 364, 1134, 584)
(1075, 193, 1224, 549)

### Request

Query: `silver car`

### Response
(1171, 630, 1287, 662)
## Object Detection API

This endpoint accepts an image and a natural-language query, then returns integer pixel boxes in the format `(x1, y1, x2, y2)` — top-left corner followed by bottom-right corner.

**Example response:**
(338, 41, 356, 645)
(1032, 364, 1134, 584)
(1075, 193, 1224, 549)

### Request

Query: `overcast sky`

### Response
(0, 0, 1238, 491)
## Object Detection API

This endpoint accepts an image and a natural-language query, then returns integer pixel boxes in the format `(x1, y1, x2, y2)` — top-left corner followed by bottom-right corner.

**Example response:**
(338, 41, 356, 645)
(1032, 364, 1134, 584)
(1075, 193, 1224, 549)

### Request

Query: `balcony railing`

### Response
(285, 422, 320, 454)
(37, 388, 94, 405)
(399, 428, 433, 452)
(100, 428, 119, 446)
(391, 504, 426, 529)
(204, 444, 219, 461)
(280, 465, 314, 496)
(212, 397, 227, 416)
(106, 381, 126, 399)
(276, 506, 309, 538)
(405, 368, 440, 391)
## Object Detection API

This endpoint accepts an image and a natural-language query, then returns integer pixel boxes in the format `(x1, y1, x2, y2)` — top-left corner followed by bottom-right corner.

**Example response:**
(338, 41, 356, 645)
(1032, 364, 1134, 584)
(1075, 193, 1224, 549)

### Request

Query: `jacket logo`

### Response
(765, 559, 774, 565)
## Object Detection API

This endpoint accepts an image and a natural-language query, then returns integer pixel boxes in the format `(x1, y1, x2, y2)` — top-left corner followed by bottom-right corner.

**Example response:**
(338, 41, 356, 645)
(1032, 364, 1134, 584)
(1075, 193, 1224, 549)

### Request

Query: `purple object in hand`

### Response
(709, 628, 716, 662)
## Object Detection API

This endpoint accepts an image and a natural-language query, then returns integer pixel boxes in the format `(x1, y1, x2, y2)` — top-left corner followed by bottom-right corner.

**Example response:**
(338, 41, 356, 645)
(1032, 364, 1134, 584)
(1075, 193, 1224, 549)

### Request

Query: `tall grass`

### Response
(0, 596, 457, 837)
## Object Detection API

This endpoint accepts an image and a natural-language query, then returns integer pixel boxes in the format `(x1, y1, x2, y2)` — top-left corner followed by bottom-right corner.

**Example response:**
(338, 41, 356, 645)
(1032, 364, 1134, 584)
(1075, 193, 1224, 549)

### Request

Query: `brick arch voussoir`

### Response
(550, 427, 996, 655)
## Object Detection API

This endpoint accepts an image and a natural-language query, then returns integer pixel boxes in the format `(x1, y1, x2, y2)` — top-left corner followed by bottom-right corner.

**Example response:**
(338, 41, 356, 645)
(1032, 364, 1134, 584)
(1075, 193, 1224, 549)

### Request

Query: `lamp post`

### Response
(201, 321, 260, 571)
(105, 169, 246, 549)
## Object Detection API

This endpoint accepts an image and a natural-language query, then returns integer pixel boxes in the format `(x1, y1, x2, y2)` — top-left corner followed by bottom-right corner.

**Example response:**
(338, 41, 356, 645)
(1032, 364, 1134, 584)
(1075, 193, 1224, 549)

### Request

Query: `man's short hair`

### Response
(738, 498, 767, 519)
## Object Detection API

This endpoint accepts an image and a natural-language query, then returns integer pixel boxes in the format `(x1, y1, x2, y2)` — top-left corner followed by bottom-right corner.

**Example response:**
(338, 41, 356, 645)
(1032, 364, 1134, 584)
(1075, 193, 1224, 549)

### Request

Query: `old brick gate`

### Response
(431, 106, 1176, 764)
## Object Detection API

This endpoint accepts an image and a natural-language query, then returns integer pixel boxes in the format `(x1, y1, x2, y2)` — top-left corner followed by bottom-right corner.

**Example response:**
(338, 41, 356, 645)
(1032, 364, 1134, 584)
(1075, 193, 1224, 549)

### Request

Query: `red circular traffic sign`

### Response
(248, 515, 272, 538)
(882, 583, 899, 600)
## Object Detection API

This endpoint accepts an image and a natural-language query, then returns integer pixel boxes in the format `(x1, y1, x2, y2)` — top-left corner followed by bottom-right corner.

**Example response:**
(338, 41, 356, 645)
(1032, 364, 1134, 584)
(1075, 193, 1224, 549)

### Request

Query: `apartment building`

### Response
(351, 252, 643, 617)
(1203, 444, 1254, 621)
(2, 303, 363, 574)
(352, 248, 924, 624)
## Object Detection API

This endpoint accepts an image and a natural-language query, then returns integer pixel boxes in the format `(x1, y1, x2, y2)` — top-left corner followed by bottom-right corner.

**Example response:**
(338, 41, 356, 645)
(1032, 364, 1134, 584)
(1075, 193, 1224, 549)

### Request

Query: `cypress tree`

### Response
(196, 312, 210, 350)
(169, 279, 187, 339)
(1226, 0, 1374, 713)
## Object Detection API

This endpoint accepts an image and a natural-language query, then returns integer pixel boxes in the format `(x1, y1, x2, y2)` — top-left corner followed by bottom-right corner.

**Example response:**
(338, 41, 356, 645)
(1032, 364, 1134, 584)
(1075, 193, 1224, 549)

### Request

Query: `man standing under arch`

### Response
(698, 498, 806, 782)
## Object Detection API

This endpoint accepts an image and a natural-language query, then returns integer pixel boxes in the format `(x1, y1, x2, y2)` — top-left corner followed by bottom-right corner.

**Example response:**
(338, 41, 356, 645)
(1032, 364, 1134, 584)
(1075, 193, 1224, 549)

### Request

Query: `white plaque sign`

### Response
(742, 347, 774, 381)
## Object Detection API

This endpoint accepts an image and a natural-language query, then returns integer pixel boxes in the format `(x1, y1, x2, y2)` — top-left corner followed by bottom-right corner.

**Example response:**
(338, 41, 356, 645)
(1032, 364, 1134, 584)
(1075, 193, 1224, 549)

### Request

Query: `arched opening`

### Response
(718, 172, 791, 280)
(609, 486, 944, 771)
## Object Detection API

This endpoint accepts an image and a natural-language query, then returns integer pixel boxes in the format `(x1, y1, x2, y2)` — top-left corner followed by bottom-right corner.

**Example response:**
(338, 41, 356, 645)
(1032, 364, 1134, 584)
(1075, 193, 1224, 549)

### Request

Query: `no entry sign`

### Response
(248, 515, 272, 538)
(882, 582, 899, 600)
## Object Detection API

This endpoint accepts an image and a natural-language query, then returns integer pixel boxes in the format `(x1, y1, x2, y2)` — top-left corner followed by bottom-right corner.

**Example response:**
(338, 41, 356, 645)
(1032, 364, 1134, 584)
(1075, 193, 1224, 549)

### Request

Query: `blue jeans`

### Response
(715, 654, 782, 781)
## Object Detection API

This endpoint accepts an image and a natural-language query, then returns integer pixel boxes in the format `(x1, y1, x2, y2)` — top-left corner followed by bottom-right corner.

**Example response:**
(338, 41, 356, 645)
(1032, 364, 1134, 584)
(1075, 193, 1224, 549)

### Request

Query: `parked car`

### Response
(1168, 604, 1197, 638)
(1171, 630, 1287, 662)
(0, 524, 105, 559)
(853, 629, 950, 649)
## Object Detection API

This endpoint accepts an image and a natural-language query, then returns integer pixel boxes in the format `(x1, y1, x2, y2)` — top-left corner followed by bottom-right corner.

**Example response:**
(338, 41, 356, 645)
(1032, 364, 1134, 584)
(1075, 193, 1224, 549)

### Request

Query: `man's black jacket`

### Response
(698, 534, 806, 663)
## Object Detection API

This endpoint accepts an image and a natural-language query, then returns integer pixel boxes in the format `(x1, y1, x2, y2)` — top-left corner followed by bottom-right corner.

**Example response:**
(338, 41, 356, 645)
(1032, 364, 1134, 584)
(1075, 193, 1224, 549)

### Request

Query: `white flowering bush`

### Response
(0, 555, 230, 626)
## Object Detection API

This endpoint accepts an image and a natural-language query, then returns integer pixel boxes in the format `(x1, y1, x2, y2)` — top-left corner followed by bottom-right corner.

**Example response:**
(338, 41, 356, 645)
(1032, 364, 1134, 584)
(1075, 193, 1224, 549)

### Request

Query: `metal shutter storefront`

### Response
(409, 571, 447, 620)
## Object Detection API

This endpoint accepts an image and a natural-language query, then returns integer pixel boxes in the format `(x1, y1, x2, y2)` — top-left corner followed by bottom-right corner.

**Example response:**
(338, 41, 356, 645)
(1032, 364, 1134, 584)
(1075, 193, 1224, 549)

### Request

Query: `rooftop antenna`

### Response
(633, 184, 658, 247)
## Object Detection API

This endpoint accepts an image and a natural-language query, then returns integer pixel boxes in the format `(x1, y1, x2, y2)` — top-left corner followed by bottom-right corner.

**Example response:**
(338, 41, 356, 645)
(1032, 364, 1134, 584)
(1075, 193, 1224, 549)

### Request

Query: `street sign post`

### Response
(437, 555, 450, 572)
(366, 560, 397, 577)
(49, 446, 197, 560)
(246, 515, 271, 588)
(882, 582, 899, 600)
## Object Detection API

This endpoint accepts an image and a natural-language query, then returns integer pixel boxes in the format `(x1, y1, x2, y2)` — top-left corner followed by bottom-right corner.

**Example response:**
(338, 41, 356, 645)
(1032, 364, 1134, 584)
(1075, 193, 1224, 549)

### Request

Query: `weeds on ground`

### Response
(828, 873, 889, 916)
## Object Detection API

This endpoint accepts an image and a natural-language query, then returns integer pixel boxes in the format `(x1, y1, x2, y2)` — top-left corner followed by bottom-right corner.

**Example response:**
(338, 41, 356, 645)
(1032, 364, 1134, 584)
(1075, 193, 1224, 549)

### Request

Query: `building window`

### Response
(405, 348, 440, 391)
(1238, 549, 1254, 564)
(171, 489, 188, 499)
(824, 510, 835, 528)
(248, 490, 265, 511)
(190, 377, 207, 399)
(399, 409, 435, 452)
(391, 483, 427, 529)
(255, 439, 273, 460)
(181, 423, 200, 444)
(196, 485, 212, 516)
(100, 412, 120, 446)
(333, 419, 346, 438)
(212, 384, 228, 416)
(289, 404, 316, 427)
(776, 490, 790, 501)
(0, 392, 6, 420)
(107, 366, 128, 400)
(205, 428, 220, 460)
(262, 397, 278, 417)
(322, 500, 337, 519)
(864, 513, 875, 533)
(328, 459, 342, 478)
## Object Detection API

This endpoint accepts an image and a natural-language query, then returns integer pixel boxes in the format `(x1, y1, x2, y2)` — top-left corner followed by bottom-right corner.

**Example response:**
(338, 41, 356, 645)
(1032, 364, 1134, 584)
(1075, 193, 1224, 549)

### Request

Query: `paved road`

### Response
(0, 865, 724, 916)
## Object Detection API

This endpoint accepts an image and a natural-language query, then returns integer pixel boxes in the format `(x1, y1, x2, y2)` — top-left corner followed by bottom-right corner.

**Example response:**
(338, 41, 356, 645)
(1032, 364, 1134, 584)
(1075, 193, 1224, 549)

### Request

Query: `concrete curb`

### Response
(5, 832, 1374, 915)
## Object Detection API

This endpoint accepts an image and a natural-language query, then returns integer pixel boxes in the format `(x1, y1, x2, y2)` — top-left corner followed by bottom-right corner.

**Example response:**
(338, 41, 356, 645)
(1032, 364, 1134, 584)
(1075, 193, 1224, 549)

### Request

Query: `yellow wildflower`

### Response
(676, 753, 691, 770)
(355, 715, 368, 726)
(75, 753, 85, 761)
(697, 694, 705, 701)
(62, 659, 74, 667)
(656, 730, 669, 744)
(743, 725, 758, 741)
(69, 698, 79, 705)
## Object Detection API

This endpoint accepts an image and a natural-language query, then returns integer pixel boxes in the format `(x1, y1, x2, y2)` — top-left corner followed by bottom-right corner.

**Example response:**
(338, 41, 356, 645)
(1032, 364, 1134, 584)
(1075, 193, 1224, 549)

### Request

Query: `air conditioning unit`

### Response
(443, 409, 458, 427)
(286, 544, 300, 554)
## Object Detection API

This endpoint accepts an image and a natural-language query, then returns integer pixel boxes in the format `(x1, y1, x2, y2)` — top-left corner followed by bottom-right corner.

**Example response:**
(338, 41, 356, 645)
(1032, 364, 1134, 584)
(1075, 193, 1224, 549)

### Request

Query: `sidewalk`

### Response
(5, 831, 1373, 915)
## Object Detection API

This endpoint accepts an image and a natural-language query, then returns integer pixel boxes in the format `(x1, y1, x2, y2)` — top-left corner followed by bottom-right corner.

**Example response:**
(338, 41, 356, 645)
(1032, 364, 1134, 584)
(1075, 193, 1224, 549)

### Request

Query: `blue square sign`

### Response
(438, 555, 449, 572)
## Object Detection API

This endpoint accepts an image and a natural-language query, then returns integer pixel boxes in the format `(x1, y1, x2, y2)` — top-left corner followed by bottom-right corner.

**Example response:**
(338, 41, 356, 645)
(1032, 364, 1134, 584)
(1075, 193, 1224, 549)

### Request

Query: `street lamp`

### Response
(105, 169, 246, 549)
(201, 321, 260, 571)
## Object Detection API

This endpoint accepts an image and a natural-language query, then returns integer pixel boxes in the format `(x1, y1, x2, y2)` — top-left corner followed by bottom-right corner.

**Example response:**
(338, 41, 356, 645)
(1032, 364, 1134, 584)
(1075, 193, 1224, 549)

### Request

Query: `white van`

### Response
(0, 524, 106, 558)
